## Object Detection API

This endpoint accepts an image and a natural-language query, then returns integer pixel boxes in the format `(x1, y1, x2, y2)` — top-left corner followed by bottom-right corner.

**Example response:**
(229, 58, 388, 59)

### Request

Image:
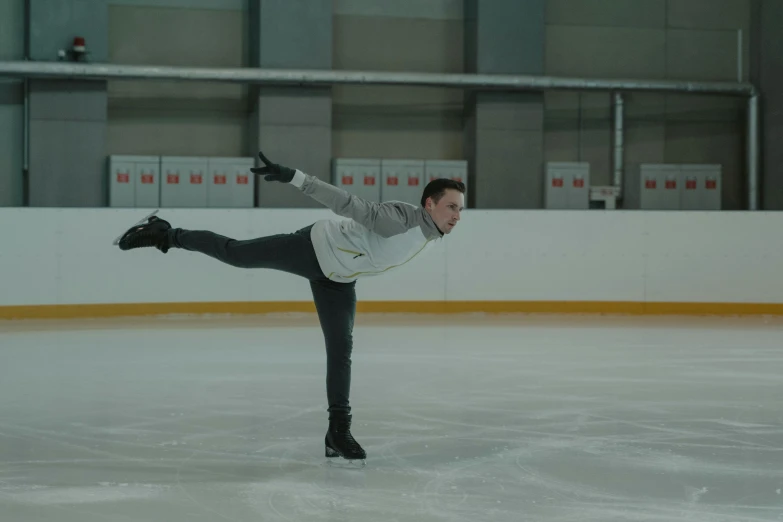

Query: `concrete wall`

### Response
(0, 0, 25, 207)
(463, 0, 545, 209)
(12, 0, 753, 209)
(26, 0, 109, 207)
(29, 0, 109, 62)
(107, 4, 248, 158)
(332, 0, 751, 209)
(332, 6, 464, 162)
(104, 0, 463, 163)
(249, 0, 333, 209)
(545, 0, 751, 209)
(751, 0, 783, 210)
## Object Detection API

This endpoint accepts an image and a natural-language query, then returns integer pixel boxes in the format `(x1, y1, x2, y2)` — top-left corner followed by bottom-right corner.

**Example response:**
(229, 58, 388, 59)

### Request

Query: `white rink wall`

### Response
(1, 208, 783, 307)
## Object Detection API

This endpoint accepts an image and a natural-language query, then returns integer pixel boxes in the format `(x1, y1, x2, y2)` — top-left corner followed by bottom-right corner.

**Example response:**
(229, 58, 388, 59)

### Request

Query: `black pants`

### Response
(168, 224, 356, 416)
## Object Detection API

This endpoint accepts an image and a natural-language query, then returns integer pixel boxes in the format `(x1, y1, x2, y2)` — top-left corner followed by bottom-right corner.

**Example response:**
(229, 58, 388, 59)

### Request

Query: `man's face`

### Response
(426, 189, 464, 234)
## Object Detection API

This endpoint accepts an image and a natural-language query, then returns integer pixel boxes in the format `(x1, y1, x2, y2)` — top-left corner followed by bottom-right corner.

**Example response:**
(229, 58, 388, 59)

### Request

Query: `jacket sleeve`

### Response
(290, 170, 419, 238)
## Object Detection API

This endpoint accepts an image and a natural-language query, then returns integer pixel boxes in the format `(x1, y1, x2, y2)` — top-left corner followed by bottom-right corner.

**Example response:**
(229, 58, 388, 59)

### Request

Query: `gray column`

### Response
(27, 0, 108, 207)
(751, 0, 783, 210)
(464, 0, 545, 208)
(248, 0, 332, 208)
(0, 0, 25, 207)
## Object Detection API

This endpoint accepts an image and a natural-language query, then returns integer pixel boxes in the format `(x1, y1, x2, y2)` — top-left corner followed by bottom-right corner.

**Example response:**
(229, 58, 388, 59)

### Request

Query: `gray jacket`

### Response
(290, 170, 443, 283)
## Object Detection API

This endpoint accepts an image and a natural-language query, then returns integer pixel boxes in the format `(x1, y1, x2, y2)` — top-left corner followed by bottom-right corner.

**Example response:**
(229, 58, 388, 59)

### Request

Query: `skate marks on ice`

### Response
(1, 317, 783, 521)
(215, 321, 783, 522)
(337, 322, 783, 522)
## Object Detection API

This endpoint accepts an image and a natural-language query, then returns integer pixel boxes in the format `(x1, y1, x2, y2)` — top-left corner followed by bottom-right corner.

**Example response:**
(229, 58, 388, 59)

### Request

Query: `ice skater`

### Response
(115, 150, 465, 464)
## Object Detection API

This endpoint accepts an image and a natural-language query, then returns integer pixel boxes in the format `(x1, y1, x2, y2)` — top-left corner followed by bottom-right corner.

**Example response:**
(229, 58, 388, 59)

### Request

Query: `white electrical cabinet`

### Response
(108, 156, 135, 208)
(640, 164, 680, 210)
(160, 156, 209, 208)
(108, 155, 160, 208)
(424, 160, 468, 208)
(639, 163, 721, 210)
(545, 162, 590, 209)
(135, 159, 160, 208)
(332, 158, 381, 202)
(380, 159, 424, 205)
(680, 164, 722, 210)
(207, 157, 254, 208)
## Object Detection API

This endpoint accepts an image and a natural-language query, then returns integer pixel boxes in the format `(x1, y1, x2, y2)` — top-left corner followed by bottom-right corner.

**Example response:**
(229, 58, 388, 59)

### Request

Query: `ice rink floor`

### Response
(1, 313, 782, 521)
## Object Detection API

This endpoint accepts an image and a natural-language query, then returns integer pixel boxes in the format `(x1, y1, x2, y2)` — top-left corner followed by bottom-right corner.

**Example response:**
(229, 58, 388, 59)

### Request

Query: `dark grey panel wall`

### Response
(469, 92, 545, 209)
(27, 0, 108, 207)
(29, 0, 108, 62)
(546, 26, 668, 79)
(332, 14, 464, 161)
(0, 83, 24, 207)
(547, 0, 666, 28)
(620, 95, 667, 210)
(541, 92, 615, 187)
(0, 0, 24, 207)
(249, 0, 332, 208)
(472, 0, 545, 75)
(545, 92, 746, 210)
(98, 0, 758, 210)
(545, 0, 752, 210)
(250, 87, 332, 208)
(752, 0, 783, 209)
(28, 81, 108, 206)
(107, 5, 248, 157)
(256, 0, 331, 69)
(465, 0, 545, 209)
(667, 0, 750, 30)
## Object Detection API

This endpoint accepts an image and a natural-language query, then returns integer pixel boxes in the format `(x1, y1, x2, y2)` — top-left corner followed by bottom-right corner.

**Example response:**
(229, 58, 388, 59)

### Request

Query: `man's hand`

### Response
(250, 151, 296, 183)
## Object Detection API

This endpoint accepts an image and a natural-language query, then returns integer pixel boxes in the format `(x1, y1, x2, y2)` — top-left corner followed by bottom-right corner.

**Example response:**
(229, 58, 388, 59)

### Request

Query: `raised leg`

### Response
(169, 225, 323, 280)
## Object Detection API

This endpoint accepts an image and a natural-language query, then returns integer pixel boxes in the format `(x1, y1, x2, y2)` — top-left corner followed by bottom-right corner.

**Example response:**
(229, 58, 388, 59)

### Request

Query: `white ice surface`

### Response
(1, 313, 782, 521)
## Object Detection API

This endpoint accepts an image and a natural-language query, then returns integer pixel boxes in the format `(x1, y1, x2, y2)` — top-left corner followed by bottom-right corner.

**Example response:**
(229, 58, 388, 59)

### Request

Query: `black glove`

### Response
(250, 151, 296, 183)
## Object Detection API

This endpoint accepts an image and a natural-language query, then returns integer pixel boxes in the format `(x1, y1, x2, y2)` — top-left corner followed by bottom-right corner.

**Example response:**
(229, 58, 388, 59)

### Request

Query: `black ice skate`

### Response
(114, 211, 172, 253)
(325, 413, 366, 467)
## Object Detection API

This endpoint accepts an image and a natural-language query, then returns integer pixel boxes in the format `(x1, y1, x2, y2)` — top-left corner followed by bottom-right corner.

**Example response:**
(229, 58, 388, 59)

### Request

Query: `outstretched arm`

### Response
(251, 151, 418, 238)
(292, 171, 417, 237)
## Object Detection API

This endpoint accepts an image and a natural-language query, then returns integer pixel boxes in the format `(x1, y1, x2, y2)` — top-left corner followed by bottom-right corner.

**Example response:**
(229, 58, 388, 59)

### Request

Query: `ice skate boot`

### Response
(115, 211, 172, 253)
(325, 413, 366, 467)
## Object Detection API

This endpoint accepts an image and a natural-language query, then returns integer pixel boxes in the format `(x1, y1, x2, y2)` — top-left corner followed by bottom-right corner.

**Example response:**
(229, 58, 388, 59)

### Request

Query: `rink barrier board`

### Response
(3, 301, 783, 320)
(4, 209, 783, 313)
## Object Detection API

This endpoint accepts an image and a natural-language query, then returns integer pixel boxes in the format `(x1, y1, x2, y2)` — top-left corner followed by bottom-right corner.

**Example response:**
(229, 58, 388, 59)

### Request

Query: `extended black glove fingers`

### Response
(258, 151, 273, 166)
(254, 151, 294, 183)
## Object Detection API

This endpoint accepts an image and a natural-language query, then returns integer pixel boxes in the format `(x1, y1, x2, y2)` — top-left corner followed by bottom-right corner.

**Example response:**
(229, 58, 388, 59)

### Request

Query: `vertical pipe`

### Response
(747, 93, 759, 210)
(22, 0, 30, 206)
(23, 73, 28, 172)
(737, 29, 743, 82)
(613, 91, 624, 191)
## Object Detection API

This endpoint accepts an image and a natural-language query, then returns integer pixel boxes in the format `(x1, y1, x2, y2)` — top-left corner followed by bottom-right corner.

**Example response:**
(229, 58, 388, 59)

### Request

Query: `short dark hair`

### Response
(420, 178, 466, 207)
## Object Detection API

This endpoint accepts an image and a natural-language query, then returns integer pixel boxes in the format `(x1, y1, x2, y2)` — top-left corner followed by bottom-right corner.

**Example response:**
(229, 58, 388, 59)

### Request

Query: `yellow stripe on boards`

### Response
(2, 301, 783, 320)
(0, 302, 317, 320)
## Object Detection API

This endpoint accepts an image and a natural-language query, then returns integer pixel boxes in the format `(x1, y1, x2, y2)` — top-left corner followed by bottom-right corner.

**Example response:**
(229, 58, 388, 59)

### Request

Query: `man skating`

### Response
(116, 150, 465, 465)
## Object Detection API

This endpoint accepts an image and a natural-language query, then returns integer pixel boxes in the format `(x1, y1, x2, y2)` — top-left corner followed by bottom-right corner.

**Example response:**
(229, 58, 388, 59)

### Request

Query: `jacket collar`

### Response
(418, 207, 444, 239)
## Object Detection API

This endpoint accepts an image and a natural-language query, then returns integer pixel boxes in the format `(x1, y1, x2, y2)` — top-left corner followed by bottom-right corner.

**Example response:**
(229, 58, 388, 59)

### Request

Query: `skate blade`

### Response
(112, 209, 159, 246)
(326, 457, 366, 469)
